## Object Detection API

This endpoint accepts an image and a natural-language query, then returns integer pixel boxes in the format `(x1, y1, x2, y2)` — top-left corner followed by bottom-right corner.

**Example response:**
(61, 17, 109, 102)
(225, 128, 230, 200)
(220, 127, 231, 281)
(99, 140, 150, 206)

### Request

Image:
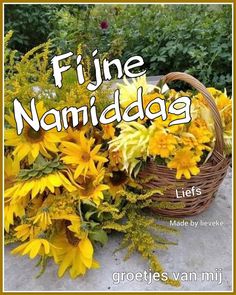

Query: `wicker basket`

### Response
(138, 72, 230, 217)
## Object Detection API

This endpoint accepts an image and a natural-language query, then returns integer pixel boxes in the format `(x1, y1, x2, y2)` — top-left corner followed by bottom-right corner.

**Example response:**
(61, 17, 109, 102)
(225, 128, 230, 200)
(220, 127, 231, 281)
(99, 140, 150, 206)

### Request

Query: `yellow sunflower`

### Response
(63, 127, 82, 144)
(4, 155, 25, 232)
(51, 233, 99, 279)
(4, 155, 20, 189)
(5, 171, 76, 201)
(75, 166, 109, 205)
(106, 170, 129, 196)
(5, 101, 66, 164)
(61, 132, 108, 179)
(11, 238, 55, 259)
(4, 198, 27, 232)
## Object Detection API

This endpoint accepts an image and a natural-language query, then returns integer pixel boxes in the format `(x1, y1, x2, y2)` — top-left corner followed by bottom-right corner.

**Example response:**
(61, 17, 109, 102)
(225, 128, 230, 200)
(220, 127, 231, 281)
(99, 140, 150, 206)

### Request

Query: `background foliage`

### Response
(5, 4, 232, 93)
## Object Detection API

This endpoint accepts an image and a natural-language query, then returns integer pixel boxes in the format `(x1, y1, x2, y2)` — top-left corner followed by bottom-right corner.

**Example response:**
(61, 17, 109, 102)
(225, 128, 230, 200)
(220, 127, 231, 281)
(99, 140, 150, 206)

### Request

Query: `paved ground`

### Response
(4, 168, 232, 292)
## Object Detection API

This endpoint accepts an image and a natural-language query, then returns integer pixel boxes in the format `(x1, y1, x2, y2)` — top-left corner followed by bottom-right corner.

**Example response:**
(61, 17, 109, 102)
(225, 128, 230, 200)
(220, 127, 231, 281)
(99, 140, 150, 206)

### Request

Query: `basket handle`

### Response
(159, 72, 224, 155)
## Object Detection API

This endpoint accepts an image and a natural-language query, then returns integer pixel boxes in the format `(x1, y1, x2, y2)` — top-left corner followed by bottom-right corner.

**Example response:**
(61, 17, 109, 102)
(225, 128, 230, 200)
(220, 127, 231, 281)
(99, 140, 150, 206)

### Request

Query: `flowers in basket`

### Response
(110, 78, 232, 179)
(4, 34, 232, 287)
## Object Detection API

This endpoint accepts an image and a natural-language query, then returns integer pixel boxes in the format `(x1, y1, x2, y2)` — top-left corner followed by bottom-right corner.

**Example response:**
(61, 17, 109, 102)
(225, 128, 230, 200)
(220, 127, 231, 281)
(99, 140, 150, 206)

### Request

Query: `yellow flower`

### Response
(5, 101, 66, 164)
(51, 234, 99, 279)
(117, 75, 155, 108)
(52, 213, 80, 222)
(106, 170, 128, 196)
(4, 155, 20, 189)
(180, 132, 211, 153)
(215, 93, 231, 111)
(153, 112, 184, 134)
(25, 196, 44, 218)
(207, 87, 221, 97)
(143, 92, 165, 109)
(108, 149, 123, 171)
(11, 238, 54, 259)
(4, 199, 26, 232)
(102, 124, 115, 140)
(109, 121, 153, 175)
(194, 88, 231, 124)
(222, 107, 232, 131)
(32, 210, 52, 231)
(4, 155, 24, 232)
(167, 148, 200, 179)
(213, 91, 232, 144)
(189, 119, 213, 144)
(180, 133, 198, 148)
(61, 132, 108, 179)
(203, 88, 232, 131)
(63, 127, 82, 144)
(14, 224, 40, 241)
(5, 171, 76, 201)
(149, 131, 177, 158)
(76, 167, 109, 205)
(66, 218, 81, 238)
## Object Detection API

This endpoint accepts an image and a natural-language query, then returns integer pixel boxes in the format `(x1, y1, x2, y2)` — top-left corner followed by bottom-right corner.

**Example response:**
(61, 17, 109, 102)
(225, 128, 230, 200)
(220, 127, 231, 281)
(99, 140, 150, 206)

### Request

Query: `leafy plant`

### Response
(4, 4, 87, 53)
(47, 4, 232, 93)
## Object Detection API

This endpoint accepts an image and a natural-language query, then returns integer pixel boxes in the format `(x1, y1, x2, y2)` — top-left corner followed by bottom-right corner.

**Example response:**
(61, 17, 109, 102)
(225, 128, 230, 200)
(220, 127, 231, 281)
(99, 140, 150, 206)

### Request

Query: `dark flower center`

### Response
(81, 152, 90, 162)
(25, 126, 44, 143)
(110, 171, 127, 186)
(65, 220, 80, 246)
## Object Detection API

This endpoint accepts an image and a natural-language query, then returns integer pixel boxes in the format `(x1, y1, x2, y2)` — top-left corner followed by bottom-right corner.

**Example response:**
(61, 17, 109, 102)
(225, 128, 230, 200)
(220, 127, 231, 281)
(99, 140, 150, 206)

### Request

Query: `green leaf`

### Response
(89, 229, 108, 246)
(28, 170, 39, 177)
(43, 167, 54, 174)
(50, 161, 60, 168)
(82, 199, 97, 207)
(85, 211, 97, 221)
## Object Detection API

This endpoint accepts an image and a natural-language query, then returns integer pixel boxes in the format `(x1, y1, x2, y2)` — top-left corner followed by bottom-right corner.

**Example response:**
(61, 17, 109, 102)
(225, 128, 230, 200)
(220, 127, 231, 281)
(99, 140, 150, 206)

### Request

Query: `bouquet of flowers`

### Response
(4, 32, 232, 286)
